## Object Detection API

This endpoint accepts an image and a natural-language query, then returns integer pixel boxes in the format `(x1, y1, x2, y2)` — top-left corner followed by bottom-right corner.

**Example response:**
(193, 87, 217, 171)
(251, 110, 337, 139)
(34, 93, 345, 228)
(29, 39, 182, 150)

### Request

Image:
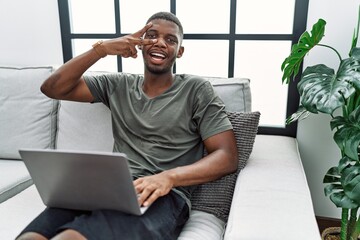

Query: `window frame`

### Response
(57, 0, 309, 137)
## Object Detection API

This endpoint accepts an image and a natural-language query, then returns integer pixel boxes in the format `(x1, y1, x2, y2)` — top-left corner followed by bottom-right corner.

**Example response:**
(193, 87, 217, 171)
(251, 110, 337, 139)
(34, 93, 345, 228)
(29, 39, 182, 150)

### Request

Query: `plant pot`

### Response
(321, 227, 340, 240)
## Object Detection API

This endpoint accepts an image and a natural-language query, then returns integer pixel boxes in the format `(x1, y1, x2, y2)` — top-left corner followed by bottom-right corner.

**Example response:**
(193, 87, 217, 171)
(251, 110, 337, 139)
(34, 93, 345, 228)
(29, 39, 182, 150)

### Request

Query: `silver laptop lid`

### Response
(19, 148, 148, 215)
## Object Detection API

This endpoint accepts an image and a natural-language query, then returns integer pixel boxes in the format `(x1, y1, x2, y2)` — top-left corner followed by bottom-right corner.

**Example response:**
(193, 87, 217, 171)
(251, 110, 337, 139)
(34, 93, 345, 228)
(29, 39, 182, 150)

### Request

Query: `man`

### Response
(17, 12, 237, 240)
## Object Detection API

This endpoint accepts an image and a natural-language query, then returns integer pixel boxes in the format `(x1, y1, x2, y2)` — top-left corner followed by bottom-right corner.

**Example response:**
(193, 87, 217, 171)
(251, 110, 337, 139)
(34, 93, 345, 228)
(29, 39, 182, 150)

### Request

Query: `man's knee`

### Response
(52, 229, 87, 240)
(16, 232, 48, 240)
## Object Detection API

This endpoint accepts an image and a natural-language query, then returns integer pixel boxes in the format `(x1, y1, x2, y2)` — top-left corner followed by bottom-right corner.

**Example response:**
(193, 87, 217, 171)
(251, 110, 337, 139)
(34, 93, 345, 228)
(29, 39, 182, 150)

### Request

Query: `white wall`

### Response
(298, 0, 359, 219)
(0, 0, 63, 66)
(1, 0, 358, 220)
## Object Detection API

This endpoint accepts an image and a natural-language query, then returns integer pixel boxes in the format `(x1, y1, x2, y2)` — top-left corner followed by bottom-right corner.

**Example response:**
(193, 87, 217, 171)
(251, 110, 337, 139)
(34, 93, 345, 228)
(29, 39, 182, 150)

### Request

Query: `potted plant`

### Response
(281, 7, 360, 240)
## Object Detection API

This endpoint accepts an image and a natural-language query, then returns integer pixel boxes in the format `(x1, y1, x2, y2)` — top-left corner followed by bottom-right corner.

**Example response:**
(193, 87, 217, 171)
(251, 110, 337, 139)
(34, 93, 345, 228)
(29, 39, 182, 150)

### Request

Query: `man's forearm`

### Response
(40, 48, 101, 100)
(163, 148, 237, 188)
(134, 145, 237, 207)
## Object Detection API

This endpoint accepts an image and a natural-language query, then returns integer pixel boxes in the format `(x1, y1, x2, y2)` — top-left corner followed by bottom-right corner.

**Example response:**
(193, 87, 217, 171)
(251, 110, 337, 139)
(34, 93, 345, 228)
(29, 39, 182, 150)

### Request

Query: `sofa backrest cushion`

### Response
(0, 66, 58, 159)
(205, 77, 251, 112)
(55, 75, 251, 151)
(56, 101, 113, 151)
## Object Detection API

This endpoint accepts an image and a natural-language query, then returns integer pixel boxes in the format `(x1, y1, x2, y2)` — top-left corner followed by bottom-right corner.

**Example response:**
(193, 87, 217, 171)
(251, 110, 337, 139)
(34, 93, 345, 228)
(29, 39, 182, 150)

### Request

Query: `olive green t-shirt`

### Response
(83, 73, 232, 207)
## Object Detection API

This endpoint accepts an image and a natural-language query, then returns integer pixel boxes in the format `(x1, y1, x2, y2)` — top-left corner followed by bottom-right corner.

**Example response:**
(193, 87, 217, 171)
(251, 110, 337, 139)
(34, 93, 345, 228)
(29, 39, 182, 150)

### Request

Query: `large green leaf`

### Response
(298, 64, 355, 114)
(342, 161, 360, 205)
(337, 47, 360, 92)
(281, 19, 326, 84)
(324, 164, 360, 209)
(285, 106, 310, 124)
(331, 106, 360, 160)
(338, 155, 354, 172)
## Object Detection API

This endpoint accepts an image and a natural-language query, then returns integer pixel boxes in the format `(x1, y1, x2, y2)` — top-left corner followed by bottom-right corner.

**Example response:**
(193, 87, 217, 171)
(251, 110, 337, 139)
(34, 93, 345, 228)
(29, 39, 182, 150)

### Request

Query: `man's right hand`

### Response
(102, 22, 157, 58)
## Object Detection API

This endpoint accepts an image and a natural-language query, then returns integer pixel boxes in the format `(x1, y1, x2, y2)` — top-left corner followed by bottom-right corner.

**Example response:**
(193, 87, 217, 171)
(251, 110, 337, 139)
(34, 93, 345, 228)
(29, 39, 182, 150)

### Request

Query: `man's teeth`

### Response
(151, 53, 165, 58)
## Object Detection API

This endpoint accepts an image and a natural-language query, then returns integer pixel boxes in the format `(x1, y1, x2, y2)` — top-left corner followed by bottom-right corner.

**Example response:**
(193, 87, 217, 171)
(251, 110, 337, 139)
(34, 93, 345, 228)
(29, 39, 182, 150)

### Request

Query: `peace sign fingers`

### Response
(132, 22, 157, 47)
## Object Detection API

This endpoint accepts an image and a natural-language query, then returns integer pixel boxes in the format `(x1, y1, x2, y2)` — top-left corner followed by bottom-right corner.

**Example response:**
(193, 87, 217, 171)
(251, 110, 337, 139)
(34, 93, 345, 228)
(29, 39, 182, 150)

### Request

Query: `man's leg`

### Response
(58, 191, 189, 240)
(16, 232, 47, 240)
(17, 230, 86, 240)
(16, 208, 90, 240)
(51, 229, 86, 240)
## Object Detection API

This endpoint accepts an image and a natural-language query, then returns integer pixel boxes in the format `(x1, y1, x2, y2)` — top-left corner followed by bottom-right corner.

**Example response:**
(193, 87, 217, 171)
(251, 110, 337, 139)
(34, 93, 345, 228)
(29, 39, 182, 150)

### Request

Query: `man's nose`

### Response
(154, 37, 166, 48)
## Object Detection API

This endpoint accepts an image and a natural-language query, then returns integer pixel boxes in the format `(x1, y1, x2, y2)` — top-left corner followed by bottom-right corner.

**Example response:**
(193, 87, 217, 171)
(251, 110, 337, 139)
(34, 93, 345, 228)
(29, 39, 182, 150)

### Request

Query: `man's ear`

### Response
(177, 46, 184, 58)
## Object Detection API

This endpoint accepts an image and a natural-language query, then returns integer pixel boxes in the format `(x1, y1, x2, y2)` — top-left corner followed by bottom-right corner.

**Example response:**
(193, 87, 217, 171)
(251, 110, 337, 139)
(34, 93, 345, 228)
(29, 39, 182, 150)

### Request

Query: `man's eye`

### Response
(167, 38, 177, 44)
(145, 34, 156, 39)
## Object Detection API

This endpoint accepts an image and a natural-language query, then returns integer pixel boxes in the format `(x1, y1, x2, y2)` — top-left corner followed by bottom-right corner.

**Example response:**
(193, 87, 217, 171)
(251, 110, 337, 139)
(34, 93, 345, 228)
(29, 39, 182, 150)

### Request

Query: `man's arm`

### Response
(134, 129, 238, 207)
(40, 23, 157, 102)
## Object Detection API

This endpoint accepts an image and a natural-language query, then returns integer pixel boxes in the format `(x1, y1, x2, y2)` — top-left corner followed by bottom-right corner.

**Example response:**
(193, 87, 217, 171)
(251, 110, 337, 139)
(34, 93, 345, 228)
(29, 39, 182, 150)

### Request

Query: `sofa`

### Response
(0, 66, 321, 239)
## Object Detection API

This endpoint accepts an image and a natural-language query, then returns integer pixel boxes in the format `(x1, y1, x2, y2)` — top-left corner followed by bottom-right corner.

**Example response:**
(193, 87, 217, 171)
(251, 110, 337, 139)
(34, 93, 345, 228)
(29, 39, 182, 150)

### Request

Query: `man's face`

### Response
(142, 19, 184, 74)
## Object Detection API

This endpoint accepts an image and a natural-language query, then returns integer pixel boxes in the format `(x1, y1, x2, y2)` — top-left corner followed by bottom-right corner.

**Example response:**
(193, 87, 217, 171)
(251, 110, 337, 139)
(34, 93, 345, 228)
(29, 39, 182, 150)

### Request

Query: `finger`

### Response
(134, 184, 141, 193)
(133, 179, 144, 193)
(137, 186, 154, 206)
(128, 46, 137, 57)
(133, 22, 153, 38)
(122, 48, 135, 58)
(122, 52, 131, 58)
(141, 38, 157, 46)
(143, 189, 162, 207)
(131, 36, 157, 46)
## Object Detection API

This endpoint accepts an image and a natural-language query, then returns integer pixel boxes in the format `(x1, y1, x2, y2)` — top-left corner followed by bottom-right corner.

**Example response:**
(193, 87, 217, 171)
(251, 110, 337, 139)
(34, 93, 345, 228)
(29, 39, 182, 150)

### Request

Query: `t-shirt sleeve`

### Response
(83, 73, 118, 108)
(192, 81, 233, 140)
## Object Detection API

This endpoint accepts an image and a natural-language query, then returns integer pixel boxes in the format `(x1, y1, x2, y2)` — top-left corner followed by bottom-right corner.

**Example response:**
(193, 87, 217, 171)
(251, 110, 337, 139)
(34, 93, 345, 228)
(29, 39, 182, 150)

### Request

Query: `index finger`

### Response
(133, 22, 153, 38)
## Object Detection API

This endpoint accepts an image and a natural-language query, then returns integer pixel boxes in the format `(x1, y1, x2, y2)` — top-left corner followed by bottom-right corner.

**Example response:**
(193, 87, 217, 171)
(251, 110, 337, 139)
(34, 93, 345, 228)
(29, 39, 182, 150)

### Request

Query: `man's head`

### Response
(146, 12, 183, 40)
(141, 12, 184, 75)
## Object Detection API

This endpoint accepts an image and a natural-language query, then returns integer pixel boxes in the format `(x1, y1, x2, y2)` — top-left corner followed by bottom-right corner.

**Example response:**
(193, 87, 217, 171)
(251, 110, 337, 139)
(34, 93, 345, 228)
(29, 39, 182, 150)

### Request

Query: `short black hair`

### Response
(146, 12, 183, 38)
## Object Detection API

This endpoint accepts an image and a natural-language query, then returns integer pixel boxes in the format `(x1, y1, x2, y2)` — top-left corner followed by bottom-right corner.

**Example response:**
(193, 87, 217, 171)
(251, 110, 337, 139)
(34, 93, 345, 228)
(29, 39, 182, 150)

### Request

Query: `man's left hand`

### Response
(133, 171, 174, 207)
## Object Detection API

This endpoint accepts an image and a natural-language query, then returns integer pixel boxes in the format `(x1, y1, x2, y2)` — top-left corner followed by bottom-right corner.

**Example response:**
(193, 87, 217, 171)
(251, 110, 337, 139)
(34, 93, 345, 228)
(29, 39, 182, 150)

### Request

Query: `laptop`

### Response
(19, 148, 148, 215)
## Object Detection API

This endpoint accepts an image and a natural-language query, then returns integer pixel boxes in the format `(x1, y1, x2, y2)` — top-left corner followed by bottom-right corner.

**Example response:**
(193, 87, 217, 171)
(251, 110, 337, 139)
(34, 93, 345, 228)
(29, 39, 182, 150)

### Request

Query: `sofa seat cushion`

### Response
(0, 160, 32, 203)
(178, 210, 225, 240)
(224, 135, 320, 240)
(0, 185, 225, 240)
(0, 66, 59, 159)
(0, 185, 45, 239)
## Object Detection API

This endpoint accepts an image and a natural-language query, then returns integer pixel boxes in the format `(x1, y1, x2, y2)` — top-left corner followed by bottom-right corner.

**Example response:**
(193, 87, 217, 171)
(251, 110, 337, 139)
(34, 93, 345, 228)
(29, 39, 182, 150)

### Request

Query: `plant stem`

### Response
(349, 5, 360, 55)
(355, 213, 360, 240)
(318, 44, 343, 62)
(341, 208, 349, 240)
(347, 208, 358, 240)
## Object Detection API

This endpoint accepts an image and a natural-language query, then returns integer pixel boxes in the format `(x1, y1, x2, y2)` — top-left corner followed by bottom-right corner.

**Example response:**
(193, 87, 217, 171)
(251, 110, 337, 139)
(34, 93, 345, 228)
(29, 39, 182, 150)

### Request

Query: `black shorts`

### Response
(18, 191, 189, 240)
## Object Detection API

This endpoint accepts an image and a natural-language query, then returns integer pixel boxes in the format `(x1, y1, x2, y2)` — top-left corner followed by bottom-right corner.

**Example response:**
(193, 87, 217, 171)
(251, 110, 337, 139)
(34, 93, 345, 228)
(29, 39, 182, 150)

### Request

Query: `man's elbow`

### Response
(226, 151, 239, 174)
(40, 82, 50, 97)
(40, 74, 64, 99)
(40, 82, 56, 99)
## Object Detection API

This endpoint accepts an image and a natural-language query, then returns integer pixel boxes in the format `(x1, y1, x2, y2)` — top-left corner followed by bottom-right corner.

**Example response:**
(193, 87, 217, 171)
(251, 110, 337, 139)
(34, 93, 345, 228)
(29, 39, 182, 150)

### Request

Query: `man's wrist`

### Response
(92, 40, 107, 58)
(161, 168, 178, 188)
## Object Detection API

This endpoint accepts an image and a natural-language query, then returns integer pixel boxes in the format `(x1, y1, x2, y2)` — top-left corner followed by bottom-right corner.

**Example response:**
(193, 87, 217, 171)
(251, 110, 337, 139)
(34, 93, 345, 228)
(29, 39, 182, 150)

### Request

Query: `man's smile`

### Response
(148, 50, 167, 64)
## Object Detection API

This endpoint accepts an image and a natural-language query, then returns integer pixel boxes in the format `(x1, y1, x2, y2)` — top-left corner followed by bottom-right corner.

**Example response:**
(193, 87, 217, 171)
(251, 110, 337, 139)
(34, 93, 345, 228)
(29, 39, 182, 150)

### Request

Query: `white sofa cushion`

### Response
(205, 77, 251, 112)
(224, 135, 320, 240)
(0, 160, 32, 203)
(178, 210, 226, 240)
(56, 101, 113, 151)
(0, 185, 45, 239)
(0, 186, 225, 240)
(0, 66, 58, 159)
